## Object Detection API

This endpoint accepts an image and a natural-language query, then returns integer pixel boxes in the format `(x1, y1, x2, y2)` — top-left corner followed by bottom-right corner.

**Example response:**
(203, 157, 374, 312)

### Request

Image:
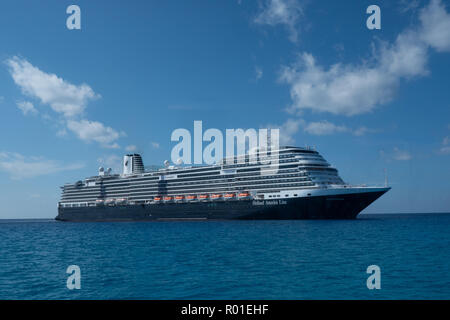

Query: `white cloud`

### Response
(255, 66, 263, 80)
(56, 128, 67, 137)
(399, 0, 421, 14)
(6, 56, 99, 118)
(151, 142, 160, 149)
(267, 118, 375, 140)
(303, 121, 376, 136)
(440, 136, 450, 154)
(303, 120, 349, 136)
(6, 56, 125, 149)
(280, 0, 450, 116)
(353, 126, 374, 136)
(392, 147, 412, 161)
(254, 0, 303, 43)
(0, 152, 84, 180)
(67, 119, 122, 149)
(125, 145, 137, 152)
(419, 0, 450, 52)
(16, 101, 38, 116)
(266, 118, 303, 145)
(381, 147, 412, 161)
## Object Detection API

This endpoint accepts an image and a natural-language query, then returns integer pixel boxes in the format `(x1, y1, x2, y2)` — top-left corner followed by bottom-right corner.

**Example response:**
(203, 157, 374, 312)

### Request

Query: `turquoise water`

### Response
(0, 213, 449, 299)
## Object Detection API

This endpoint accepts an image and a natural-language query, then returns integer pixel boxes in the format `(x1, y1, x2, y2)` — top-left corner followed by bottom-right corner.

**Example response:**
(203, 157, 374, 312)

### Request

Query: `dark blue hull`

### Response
(56, 189, 388, 221)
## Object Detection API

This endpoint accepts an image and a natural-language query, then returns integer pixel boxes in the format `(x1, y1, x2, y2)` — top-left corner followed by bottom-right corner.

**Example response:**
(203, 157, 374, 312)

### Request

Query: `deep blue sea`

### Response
(0, 213, 449, 300)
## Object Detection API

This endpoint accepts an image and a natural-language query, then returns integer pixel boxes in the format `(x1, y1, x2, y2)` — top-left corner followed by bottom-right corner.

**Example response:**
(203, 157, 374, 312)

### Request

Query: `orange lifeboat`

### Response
(224, 193, 236, 200)
(187, 195, 197, 201)
(153, 196, 162, 203)
(175, 195, 185, 202)
(238, 192, 251, 200)
(163, 196, 173, 202)
(199, 194, 210, 201)
(211, 193, 223, 201)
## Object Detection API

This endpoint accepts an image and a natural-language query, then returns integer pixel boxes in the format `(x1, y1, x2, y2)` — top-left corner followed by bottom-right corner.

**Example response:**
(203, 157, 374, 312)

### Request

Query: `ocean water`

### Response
(0, 213, 449, 300)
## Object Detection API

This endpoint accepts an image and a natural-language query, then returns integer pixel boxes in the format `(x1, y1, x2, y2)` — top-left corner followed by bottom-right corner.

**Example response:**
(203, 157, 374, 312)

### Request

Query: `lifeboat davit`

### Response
(105, 199, 115, 206)
(211, 193, 223, 201)
(224, 193, 236, 200)
(163, 196, 173, 202)
(175, 195, 185, 202)
(187, 195, 197, 202)
(115, 198, 127, 205)
(238, 192, 251, 200)
(95, 199, 105, 206)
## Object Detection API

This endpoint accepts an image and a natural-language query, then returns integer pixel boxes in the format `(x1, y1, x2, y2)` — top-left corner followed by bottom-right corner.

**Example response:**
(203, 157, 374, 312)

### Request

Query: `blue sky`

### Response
(0, 0, 449, 218)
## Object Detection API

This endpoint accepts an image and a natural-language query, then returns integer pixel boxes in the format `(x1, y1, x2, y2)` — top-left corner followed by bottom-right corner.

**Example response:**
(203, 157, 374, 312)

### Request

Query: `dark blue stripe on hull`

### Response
(56, 190, 387, 221)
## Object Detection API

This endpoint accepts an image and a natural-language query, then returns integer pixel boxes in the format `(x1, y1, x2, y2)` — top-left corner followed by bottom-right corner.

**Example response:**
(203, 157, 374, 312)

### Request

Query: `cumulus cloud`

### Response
(16, 101, 38, 116)
(255, 66, 263, 80)
(56, 128, 67, 137)
(303, 121, 349, 136)
(303, 121, 376, 136)
(440, 136, 450, 154)
(266, 118, 375, 142)
(6, 56, 99, 118)
(67, 119, 123, 149)
(254, 0, 303, 42)
(380, 147, 412, 161)
(419, 0, 450, 52)
(6, 56, 125, 149)
(393, 147, 412, 161)
(280, 0, 450, 116)
(352, 126, 375, 136)
(0, 152, 84, 180)
(266, 118, 303, 145)
(399, 0, 421, 14)
(125, 145, 137, 152)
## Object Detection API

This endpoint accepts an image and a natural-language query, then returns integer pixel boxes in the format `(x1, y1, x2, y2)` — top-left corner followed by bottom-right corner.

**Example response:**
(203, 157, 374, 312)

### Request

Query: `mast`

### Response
(384, 168, 388, 187)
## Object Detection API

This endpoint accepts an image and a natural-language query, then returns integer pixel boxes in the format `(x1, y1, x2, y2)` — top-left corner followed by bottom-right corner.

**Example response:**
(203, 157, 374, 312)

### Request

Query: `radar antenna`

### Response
(164, 160, 170, 168)
(384, 168, 388, 187)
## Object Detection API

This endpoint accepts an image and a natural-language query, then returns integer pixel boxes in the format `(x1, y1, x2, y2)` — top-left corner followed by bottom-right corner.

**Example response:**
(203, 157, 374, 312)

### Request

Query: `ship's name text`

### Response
(252, 200, 287, 206)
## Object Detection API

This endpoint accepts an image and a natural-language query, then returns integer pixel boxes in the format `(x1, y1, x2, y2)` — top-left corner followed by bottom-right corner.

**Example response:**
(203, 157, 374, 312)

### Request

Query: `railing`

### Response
(59, 202, 90, 208)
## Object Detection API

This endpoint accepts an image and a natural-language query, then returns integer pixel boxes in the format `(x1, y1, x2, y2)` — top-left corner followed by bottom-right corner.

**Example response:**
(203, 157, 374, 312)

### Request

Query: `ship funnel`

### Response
(123, 154, 145, 175)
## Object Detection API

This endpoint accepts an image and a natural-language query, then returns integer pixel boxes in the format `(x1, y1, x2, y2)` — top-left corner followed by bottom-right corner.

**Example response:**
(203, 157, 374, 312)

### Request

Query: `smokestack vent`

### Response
(123, 154, 145, 175)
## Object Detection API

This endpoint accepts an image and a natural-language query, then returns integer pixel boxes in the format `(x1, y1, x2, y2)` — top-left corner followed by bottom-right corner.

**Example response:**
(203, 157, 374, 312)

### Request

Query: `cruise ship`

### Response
(56, 146, 390, 221)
